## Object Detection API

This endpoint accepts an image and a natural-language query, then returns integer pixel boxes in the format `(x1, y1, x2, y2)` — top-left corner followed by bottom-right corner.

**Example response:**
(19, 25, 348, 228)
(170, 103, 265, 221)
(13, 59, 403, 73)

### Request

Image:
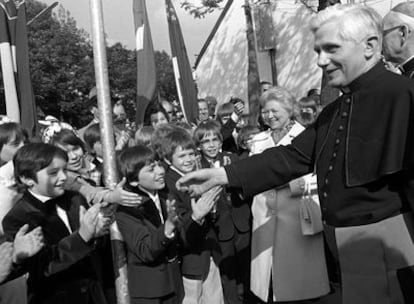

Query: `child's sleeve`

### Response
(115, 211, 174, 263)
(2, 209, 96, 279)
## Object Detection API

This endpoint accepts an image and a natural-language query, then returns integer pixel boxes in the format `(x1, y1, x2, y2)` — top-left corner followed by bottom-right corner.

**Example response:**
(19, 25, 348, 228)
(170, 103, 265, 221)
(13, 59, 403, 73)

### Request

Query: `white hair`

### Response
(311, 4, 382, 46)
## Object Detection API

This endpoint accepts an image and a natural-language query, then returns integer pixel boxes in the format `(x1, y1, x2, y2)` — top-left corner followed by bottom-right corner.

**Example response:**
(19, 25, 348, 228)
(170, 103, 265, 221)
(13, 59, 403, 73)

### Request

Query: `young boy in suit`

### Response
(162, 128, 224, 304)
(115, 145, 220, 304)
(2, 143, 111, 304)
(194, 120, 252, 304)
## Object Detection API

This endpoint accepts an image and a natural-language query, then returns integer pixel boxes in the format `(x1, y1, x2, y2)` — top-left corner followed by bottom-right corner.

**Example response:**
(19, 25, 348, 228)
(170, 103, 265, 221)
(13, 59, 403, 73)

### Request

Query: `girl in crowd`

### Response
(47, 127, 140, 206)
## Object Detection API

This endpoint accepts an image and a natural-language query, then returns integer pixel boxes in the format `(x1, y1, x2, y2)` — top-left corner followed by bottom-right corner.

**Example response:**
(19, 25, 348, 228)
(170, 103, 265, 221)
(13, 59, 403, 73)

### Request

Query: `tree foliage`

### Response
(180, 0, 225, 18)
(25, 0, 177, 128)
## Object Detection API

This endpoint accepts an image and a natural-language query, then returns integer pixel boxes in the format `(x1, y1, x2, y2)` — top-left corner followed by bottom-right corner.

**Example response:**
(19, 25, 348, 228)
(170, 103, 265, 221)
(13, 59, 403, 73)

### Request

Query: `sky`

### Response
(38, 0, 222, 65)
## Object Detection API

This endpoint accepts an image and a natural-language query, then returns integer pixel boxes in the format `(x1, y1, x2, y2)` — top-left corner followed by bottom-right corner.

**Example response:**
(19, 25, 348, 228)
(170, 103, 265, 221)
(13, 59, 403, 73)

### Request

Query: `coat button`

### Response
(323, 192, 328, 198)
(345, 98, 351, 104)
(328, 165, 333, 171)
(338, 125, 344, 131)
(341, 112, 348, 118)
(325, 178, 329, 185)
(335, 139, 340, 145)
(332, 152, 337, 158)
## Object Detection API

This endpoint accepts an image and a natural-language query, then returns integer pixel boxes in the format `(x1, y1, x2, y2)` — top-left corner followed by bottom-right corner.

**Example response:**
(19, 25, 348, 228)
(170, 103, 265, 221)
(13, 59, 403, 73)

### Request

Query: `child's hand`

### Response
(0, 241, 13, 283)
(164, 199, 178, 238)
(234, 101, 245, 117)
(166, 199, 179, 225)
(13, 225, 44, 264)
(94, 210, 112, 237)
(115, 131, 131, 151)
(191, 186, 222, 222)
(78, 204, 100, 242)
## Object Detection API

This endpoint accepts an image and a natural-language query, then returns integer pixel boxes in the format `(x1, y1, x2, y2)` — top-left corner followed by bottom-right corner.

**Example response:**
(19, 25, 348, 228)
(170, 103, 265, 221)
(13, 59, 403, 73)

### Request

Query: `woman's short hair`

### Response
(259, 86, 296, 119)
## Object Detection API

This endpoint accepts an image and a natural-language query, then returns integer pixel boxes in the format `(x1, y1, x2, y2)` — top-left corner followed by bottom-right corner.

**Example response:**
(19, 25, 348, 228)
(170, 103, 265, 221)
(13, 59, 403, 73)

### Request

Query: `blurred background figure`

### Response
(296, 92, 322, 127)
(205, 96, 218, 119)
(161, 100, 176, 122)
(197, 99, 210, 123)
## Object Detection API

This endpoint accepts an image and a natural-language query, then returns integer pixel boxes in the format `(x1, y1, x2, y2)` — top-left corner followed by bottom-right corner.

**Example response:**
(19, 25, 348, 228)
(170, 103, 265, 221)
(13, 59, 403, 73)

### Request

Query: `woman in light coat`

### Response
(250, 87, 329, 303)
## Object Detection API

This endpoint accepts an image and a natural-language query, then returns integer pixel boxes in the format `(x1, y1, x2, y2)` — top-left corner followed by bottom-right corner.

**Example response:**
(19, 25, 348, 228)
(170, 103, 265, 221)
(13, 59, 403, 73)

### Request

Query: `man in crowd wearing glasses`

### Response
(383, 2, 414, 78)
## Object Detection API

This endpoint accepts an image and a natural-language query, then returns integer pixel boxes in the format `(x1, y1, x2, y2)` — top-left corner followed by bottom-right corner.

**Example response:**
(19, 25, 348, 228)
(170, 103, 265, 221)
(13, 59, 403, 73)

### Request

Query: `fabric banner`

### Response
(0, 0, 37, 136)
(165, 0, 197, 124)
(133, 0, 157, 126)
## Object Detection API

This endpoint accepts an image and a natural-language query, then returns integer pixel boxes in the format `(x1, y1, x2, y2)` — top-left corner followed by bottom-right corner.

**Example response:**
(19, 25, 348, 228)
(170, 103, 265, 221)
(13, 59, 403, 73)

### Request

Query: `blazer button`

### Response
(345, 98, 351, 104)
(328, 165, 333, 171)
(332, 152, 337, 158)
(335, 139, 340, 145)
(338, 125, 344, 131)
(323, 192, 328, 198)
(341, 112, 348, 118)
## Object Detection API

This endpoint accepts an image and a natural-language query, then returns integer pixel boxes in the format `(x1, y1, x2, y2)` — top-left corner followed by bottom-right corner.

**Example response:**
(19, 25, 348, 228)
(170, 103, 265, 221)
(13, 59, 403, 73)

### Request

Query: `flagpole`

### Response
(88, 1, 129, 304)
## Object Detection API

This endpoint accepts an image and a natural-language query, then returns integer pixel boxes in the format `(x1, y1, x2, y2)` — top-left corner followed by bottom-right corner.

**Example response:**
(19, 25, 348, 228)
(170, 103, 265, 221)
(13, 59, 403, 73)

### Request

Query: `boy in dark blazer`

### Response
(162, 129, 224, 304)
(116, 145, 220, 304)
(2, 143, 111, 304)
(194, 120, 252, 304)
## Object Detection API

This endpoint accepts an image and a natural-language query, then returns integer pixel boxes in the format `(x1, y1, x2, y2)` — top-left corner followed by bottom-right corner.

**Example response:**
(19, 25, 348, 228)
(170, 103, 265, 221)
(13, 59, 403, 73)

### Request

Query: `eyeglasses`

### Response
(382, 25, 404, 36)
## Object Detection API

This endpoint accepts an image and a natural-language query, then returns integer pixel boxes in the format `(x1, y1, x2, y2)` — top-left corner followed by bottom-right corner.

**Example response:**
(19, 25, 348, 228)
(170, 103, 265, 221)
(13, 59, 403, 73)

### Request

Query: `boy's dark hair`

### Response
(161, 128, 195, 162)
(216, 102, 234, 120)
(144, 103, 170, 126)
(118, 145, 157, 183)
(0, 122, 28, 153)
(14, 143, 68, 184)
(193, 120, 223, 146)
(50, 129, 86, 152)
(151, 124, 181, 158)
(83, 123, 101, 152)
(237, 125, 260, 149)
(134, 126, 154, 147)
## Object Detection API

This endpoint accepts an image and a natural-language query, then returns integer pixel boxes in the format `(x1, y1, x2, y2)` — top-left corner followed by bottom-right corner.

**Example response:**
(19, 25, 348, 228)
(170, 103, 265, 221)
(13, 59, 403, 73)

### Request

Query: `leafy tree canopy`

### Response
(26, 0, 177, 128)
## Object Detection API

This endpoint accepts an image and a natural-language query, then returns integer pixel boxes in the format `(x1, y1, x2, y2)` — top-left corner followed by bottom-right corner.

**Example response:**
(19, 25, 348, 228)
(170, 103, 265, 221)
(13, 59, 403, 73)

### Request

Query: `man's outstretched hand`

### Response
(176, 168, 228, 197)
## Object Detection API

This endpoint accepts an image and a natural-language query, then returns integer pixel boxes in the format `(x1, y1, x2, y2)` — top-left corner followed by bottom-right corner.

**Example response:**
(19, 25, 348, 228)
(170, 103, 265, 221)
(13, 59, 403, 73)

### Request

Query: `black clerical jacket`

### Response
(226, 63, 414, 227)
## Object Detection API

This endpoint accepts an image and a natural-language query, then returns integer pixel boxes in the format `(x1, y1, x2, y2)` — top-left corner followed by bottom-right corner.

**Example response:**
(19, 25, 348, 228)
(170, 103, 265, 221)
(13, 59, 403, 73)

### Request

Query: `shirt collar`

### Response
(138, 186, 159, 204)
(170, 165, 185, 177)
(28, 190, 52, 203)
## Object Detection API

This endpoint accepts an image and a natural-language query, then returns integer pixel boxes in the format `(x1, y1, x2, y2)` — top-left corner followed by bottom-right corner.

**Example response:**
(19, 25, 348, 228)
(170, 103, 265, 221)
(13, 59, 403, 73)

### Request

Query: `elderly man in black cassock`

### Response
(177, 4, 414, 304)
(383, 1, 414, 78)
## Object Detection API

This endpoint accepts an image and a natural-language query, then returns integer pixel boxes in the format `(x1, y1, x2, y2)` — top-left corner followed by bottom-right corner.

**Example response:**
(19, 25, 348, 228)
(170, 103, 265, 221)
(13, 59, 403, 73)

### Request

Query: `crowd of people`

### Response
(1, 2, 414, 304)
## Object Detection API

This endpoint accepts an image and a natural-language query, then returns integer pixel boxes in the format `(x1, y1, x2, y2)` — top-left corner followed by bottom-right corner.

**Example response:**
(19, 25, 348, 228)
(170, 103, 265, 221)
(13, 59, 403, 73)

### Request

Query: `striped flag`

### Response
(133, 0, 157, 126)
(0, 0, 37, 136)
(244, 0, 261, 126)
(165, 0, 198, 124)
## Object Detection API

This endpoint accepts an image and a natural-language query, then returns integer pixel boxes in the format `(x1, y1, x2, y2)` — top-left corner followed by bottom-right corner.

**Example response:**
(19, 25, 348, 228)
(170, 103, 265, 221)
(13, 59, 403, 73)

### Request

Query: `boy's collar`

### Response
(28, 189, 52, 203)
(169, 165, 185, 177)
(138, 186, 159, 203)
